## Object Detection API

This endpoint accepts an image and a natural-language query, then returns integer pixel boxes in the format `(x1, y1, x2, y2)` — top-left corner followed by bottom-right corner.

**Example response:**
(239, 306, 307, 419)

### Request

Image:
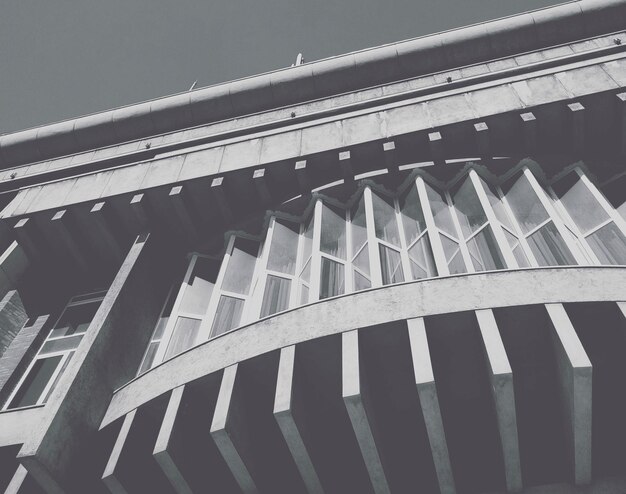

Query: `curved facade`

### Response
(1, 2, 626, 494)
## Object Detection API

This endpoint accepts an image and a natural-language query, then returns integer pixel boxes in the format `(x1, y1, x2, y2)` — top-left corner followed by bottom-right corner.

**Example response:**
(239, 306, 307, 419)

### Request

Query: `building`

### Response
(0, 0, 626, 492)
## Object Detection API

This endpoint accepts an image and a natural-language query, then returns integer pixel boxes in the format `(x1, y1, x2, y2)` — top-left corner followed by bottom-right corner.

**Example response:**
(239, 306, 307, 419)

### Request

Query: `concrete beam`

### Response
(407, 317, 456, 494)
(339, 151, 353, 182)
(474, 122, 490, 156)
(153, 386, 193, 494)
(567, 102, 586, 152)
(252, 168, 272, 206)
(4, 465, 29, 494)
(382, 141, 398, 173)
(545, 303, 592, 485)
(50, 209, 89, 272)
(294, 160, 310, 193)
(428, 132, 444, 165)
(89, 201, 124, 264)
(210, 177, 233, 224)
(475, 309, 522, 492)
(520, 112, 537, 152)
(210, 364, 259, 494)
(273, 345, 324, 494)
(102, 411, 135, 494)
(168, 185, 199, 241)
(616, 92, 626, 155)
(342, 330, 390, 494)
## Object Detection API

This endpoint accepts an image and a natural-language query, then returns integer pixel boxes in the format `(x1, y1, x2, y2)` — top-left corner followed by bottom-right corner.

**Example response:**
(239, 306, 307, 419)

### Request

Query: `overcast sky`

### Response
(0, 0, 561, 134)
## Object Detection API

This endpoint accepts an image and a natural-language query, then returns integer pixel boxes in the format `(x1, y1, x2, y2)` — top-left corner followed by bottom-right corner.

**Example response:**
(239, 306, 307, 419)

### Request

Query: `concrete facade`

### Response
(1, 1, 626, 493)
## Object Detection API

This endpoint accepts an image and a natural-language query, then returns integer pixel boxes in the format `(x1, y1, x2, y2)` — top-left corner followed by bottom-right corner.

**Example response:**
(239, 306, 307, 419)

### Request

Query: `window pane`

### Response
(448, 252, 466, 275)
(138, 341, 159, 374)
(300, 259, 311, 283)
(512, 245, 530, 268)
(440, 234, 466, 274)
(211, 296, 245, 336)
(164, 317, 201, 359)
(9, 356, 63, 408)
(354, 270, 371, 291)
(466, 226, 505, 272)
(300, 285, 309, 305)
(505, 174, 549, 234)
(482, 180, 515, 231)
(320, 204, 346, 259)
(267, 220, 299, 275)
(353, 244, 370, 276)
(301, 215, 314, 264)
(320, 257, 345, 299)
(222, 237, 259, 295)
(408, 234, 437, 279)
(426, 184, 457, 237)
(40, 335, 83, 355)
(453, 177, 488, 238)
(586, 222, 626, 264)
(527, 222, 576, 266)
(50, 301, 100, 338)
(42, 353, 73, 403)
(379, 244, 404, 285)
(178, 257, 219, 315)
(400, 185, 427, 245)
(260, 275, 291, 317)
(557, 176, 609, 234)
(351, 196, 368, 256)
(372, 192, 401, 246)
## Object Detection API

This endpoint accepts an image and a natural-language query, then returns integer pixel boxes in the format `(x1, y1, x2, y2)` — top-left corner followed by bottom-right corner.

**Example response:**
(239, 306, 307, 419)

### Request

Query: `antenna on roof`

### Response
(188, 80, 198, 91)
(291, 53, 305, 67)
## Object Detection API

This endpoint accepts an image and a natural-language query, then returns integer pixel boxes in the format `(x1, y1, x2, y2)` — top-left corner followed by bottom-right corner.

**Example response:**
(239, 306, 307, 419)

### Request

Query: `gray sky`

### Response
(0, 0, 561, 134)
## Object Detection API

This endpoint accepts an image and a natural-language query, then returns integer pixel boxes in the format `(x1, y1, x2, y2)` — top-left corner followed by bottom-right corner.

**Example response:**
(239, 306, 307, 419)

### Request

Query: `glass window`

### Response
(453, 178, 488, 238)
(40, 335, 82, 355)
(426, 184, 457, 237)
(301, 215, 314, 264)
(400, 185, 427, 245)
(408, 234, 437, 279)
(320, 257, 345, 299)
(466, 227, 505, 272)
(9, 356, 63, 409)
(353, 245, 370, 275)
(372, 192, 401, 246)
(351, 196, 368, 256)
(320, 204, 346, 259)
(586, 222, 626, 264)
(164, 317, 201, 359)
(222, 237, 259, 295)
(42, 354, 73, 403)
(260, 275, 291, 317)
(300, 259, 311, 284)
(502, 229, 530, 268)
(556, 174, 609, 234)
(379, 245, 404, 285)
(300, 285, 309, 305)
(49, 302, 100, 338)
(138, 342, 159, 374)
(211, 296, 245, 336)
(482, 181, 515, 231)
(527, 222, 576, 266)
(354, 271, 371, 291)
(178, 258, 219, 315)
(440, 234, 466, 274)
(267, 220, 299, 275)
(505, 174, 550, 234)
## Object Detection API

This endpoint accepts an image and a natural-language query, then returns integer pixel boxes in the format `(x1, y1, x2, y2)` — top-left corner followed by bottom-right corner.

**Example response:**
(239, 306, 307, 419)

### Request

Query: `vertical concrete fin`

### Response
(475, 309, 522, 492)
(407, 317, 456, 494)
(101, 410, 135, 494)
(273, 345, 325, 494)
(545, 303, 592, 485)
(3, 465, 29, 494)
(153, 385, 193, 494)
(341, 330, 390, 494)
(210, 364, 259, 494)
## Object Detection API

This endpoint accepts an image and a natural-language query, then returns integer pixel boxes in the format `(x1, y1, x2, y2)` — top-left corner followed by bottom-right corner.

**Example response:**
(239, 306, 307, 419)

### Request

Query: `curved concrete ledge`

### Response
(1, 0, 626, 167)
(101, 266, 626, 428)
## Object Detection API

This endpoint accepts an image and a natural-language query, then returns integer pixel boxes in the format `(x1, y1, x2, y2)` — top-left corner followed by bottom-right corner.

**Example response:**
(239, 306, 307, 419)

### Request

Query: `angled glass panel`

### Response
(372, 192, 401, 246)
(222, 237, 259, 295)
(164, 317, 201, 359)
(351, 196, 368, 256)
(211, 296, 245, 336)
(505, 174, 549, 234)
(440, 233, 466, 274)
(353, 244, 370, 275)
(138, 342, 159, 375)
(301, 214, 314, 264)
(448, 252, 466, 275)
(586, 222, 626, 264)
(300, 258, 311, 283)
(379, 244, 404, 285)
(482, 180, 515, 231)
(466, 226, 505, 272)
(43, 353, 73, 403)
(408, 234, 437, 279)
(49, 301, 100, 338)
(512, 245, 530, 268)
(179, 257, 219, 315)
(9, 356, 63, 409)
(354, 270, 371, 291)
(320, 257, 345, 299)
(400, 185, 427, 245)
(300, 285, 309, 305)
(527, 222, 576, 266)
(426, 183, 457, 237)
(320, 204, 346, 260)
(557, 175, 609, 234)
(267, 220, 299, 275)
(453, 177, 488, 238)
(260, 275, 291, 317)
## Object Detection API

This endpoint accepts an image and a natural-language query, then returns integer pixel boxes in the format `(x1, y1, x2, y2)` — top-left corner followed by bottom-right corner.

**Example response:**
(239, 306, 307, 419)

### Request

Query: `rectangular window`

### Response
(586, 222, 626, 264)
(178, 257, 219, 315)
(211, 295, 245, 336)
(267, 220, 299, 275)
(527, 222, 576, 266)
(466, 226, 505, 272)
(8, 355, 63, 409)
(260, 275, 291, 317)
(221, 237, 259, 295)
(320, 257, 345, 299)
(164, 317, 201, 360)
(320, 204, 346, 260)
(408, 234, 437, 279)
(379, 244, 404, 285)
